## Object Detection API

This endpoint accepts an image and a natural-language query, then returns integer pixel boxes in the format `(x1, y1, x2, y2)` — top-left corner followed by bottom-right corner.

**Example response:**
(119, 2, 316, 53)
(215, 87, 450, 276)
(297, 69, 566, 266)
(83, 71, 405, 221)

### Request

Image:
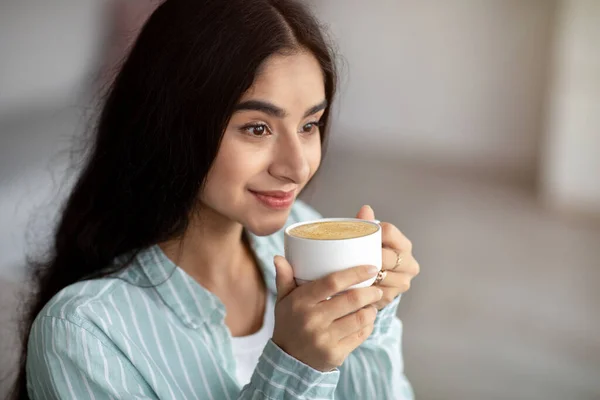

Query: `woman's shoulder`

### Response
(37, 278, 118, 321)
(32, 266, 148, 337)
(26, 269, 157, 397)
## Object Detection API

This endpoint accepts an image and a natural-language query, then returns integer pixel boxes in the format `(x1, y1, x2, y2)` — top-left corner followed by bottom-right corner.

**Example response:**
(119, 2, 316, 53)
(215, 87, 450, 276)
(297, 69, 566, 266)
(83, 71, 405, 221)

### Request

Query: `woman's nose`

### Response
(268, 134, 310, 184)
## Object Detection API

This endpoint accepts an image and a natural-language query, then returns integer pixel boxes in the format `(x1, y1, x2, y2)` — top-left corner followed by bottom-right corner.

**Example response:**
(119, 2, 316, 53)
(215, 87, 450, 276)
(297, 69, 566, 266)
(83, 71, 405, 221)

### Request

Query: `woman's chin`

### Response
(244, 218, 288, 237)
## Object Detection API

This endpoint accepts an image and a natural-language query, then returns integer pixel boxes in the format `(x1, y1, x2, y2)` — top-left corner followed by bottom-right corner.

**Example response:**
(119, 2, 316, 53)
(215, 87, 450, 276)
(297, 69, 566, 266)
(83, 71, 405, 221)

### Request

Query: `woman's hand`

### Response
(272, 258, 383, 372)
(356, 205, 420, 310)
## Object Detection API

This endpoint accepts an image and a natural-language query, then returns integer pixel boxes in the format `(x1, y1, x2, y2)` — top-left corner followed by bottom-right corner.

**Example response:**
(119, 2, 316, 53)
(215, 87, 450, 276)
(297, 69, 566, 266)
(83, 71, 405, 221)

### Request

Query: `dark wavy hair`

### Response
(9, 0, 337, 398)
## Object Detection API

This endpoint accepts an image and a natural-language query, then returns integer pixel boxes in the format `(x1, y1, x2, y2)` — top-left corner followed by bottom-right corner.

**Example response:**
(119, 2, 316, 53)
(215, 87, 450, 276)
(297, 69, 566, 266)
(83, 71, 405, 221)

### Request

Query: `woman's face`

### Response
(201, 51, 326, 236)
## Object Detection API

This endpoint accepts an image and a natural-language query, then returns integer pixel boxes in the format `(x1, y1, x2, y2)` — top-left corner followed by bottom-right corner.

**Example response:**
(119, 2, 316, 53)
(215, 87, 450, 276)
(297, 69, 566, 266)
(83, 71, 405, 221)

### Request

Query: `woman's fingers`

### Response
(380, 222, 412, 253)
(318, 286, 383, 320)
(377, 270, 414, 291)
(373, 286, 406, 310)
(329, 305, 377, 341)
(372, 269, 417, 309)
(336, 316, 376, 354)
(382, 247, 400, 270)
(382, 248, 419, 275)
(299, 265, 380, 302)
(273, 256, 297, 301)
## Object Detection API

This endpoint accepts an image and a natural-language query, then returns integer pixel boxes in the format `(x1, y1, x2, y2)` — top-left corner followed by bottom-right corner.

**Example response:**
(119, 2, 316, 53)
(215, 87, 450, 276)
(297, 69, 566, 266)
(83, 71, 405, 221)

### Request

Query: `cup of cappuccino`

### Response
(284, 218, 382, 289)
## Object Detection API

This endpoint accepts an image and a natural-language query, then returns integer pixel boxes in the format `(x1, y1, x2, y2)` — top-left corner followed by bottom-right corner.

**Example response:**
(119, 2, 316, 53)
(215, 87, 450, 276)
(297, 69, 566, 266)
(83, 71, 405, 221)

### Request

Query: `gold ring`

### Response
(375, 269, 387, 285)
(393, 252, 403, 270)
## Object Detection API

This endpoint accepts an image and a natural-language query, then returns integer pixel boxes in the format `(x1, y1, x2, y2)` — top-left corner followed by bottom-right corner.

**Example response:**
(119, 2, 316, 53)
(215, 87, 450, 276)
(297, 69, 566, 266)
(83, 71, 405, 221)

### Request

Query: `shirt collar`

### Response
(136, 245, 225, 329)
(134, 233, 281, 329)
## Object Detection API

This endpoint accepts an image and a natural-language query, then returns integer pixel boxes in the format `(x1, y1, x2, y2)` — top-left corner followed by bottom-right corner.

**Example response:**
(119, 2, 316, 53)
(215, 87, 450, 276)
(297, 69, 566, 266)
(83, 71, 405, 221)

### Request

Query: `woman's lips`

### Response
(250, 189, 296, 210)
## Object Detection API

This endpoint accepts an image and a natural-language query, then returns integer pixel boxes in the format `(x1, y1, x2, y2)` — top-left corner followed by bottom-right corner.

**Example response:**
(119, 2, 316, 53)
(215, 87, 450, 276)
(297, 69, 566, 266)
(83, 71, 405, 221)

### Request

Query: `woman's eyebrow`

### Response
(234, 100, 286, 118)
(233, 99, 328, 118)
(303, 99, 328, 118)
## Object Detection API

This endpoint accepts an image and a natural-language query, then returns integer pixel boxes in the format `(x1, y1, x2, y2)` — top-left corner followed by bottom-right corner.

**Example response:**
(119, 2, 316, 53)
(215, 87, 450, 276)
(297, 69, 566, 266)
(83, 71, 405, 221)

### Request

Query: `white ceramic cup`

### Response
(284, 218, 382, 289)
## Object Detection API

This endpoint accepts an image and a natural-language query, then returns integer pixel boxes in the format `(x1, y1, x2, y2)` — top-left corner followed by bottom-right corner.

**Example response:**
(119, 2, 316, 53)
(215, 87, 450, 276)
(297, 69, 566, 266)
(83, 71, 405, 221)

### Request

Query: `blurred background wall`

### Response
(0, 0, 104, 118)
(310, 0, 555, 183)
(540, 0, 600, 219)
(1, 0, 598, 399)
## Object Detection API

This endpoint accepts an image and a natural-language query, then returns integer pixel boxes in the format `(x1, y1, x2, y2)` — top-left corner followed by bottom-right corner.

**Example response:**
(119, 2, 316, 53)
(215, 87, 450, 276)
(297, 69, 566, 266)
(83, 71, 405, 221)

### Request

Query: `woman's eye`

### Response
(243, 124, 271, 137)
(301, 122, 321, 134)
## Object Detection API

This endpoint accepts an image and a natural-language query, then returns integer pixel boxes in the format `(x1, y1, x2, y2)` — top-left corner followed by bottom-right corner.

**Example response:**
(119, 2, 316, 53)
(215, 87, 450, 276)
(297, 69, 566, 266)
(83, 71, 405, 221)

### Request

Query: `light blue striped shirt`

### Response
(26, 201, 413, 399)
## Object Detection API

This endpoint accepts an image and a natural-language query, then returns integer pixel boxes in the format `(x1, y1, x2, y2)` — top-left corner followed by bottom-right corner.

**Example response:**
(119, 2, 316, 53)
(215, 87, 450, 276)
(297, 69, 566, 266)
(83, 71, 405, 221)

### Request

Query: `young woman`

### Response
(12, 0, 420, 398)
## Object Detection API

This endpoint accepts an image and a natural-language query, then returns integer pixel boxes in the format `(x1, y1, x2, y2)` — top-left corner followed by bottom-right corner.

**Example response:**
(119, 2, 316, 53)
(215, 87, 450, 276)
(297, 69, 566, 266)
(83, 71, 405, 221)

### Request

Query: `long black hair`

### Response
(10, 0, 337, 398)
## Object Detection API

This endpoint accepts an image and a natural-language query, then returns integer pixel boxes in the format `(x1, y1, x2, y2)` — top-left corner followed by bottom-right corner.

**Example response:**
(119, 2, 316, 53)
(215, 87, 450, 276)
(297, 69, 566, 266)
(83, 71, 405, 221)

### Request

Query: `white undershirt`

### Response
(230, 293, 275, 387)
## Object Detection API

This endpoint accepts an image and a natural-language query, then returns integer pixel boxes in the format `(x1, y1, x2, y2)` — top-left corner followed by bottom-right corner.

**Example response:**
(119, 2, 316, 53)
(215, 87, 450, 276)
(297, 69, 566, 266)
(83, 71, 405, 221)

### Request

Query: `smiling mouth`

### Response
(251, 189, 296, 197)
(249, 189, 296, 210)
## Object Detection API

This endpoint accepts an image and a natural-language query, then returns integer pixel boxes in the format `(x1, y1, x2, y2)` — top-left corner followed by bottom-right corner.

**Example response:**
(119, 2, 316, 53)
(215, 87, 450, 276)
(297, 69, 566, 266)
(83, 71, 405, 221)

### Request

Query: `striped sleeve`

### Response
(239, 340, 339, 399)
(336, 296, 415, 399)
(27, 315, 155, 400)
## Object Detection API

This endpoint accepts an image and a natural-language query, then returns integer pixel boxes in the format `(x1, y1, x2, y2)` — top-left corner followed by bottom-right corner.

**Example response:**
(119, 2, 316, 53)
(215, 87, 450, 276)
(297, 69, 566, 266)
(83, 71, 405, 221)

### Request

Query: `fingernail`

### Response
(376, 288, 383, 298)
(367, 265, 379, 275)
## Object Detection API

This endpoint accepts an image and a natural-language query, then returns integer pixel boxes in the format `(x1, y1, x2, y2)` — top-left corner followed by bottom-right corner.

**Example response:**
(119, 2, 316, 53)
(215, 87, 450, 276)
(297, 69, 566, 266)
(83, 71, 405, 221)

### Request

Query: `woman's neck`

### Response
(159, 205, 250, 290)
(159, 205, 268, 336)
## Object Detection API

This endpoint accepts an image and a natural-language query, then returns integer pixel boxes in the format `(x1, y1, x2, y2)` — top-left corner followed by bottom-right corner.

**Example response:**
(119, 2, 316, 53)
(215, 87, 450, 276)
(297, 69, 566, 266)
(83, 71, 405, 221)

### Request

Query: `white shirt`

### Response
(231, 293, 276, 387)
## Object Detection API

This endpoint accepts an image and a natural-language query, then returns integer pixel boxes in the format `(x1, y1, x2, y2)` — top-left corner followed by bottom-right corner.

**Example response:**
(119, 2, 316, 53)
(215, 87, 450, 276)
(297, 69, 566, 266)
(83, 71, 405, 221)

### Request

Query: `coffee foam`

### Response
(289, 221, 378, 240)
